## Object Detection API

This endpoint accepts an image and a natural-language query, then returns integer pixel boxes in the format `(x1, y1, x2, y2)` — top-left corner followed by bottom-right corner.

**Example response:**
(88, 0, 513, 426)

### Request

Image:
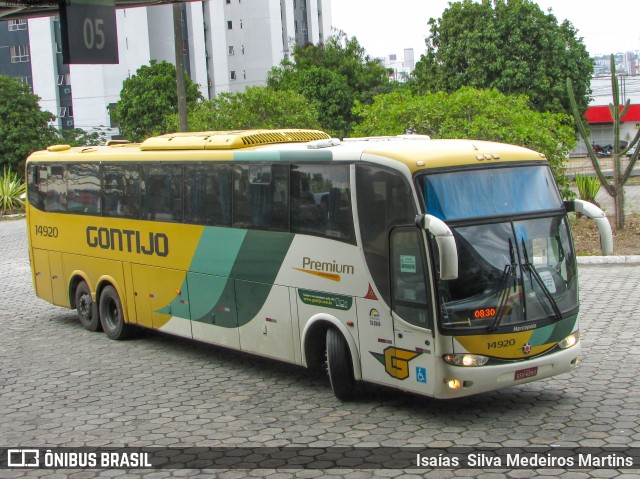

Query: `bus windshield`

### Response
(421, 164, 562, 221)
(432, 217, 578, 331)
(417, 165, 578, 332)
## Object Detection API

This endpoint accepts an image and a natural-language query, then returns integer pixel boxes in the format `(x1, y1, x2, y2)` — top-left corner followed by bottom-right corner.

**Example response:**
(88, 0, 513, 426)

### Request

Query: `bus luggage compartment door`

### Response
(236, 281, 295, 362)
(31, 249, 67, 307)
(32, 248, 53, 303)
(131, 264, 192, 337)
(48, 251, 67, 307)
(188, 272, 240, 349)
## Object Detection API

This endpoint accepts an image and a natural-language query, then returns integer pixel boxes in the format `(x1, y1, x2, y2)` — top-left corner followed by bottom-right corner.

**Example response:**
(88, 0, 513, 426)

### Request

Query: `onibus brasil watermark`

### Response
(2, 447, 638, 469)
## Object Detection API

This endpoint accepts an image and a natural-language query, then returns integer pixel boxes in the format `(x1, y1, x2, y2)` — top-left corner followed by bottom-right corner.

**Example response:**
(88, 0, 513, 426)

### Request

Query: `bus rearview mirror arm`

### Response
(415, 214, 459, 280)
(564, 200, 613, 255)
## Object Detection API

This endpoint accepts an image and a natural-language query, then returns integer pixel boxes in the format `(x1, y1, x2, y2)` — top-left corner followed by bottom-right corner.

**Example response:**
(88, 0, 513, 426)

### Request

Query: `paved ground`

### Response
(1, 218, 639, 478)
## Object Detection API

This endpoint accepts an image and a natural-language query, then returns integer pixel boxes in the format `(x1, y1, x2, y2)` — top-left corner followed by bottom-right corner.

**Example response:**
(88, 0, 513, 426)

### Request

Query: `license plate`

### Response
(514, 366, 538, 380)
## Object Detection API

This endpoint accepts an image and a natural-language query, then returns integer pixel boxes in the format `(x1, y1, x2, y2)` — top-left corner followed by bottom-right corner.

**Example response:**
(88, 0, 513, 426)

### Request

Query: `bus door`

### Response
(388, 227, 436, 396)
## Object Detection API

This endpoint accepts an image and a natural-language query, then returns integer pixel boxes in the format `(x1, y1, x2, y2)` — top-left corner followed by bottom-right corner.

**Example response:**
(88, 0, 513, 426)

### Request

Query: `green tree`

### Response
(0, 75, 57, 176)
(112, 60, 202, 142)
(166, 86, 321, 132)
(412, 0, 593, 115)
(353, 87, 576, 196)
(56, 127, 109, 147)
(270, 67, 353, 137)
(567, 55, 640, 229)
(268, 31, 394, 136)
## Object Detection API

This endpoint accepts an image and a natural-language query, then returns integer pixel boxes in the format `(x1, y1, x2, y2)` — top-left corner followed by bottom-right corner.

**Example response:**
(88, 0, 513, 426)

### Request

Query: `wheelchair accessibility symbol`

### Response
(416, 367, 427, 384)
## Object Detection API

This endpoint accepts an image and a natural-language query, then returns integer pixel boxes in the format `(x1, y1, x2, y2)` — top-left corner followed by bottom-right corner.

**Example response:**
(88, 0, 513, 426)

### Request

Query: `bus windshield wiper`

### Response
(489, 238, 517, 332)
(520, 239, 563, 322)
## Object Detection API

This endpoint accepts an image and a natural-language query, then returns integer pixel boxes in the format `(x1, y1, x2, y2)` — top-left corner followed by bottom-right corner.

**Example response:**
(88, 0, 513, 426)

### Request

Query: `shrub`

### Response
(575, 174, 601, 206)
(0, 167, 26, 215)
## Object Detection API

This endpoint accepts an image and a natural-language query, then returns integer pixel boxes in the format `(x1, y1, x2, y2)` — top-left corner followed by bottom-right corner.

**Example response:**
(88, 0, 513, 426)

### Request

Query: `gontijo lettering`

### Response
(86, 226, 169, 257)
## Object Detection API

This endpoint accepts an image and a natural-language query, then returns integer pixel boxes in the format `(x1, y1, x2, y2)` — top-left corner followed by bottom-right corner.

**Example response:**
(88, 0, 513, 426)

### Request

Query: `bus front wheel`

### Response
(326, 328, 356, 400)
(75, 281, 101, 332)
(99, 285, 132, 340)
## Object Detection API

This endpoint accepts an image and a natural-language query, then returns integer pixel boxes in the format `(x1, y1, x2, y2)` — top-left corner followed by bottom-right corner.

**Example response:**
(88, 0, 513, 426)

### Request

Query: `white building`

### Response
(381, 48, 415, 82)
(2, 0, 332, 137)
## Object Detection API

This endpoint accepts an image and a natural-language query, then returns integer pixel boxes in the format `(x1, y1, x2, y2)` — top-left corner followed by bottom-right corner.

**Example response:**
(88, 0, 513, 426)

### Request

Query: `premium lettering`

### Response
(86, 226, 168, 257)
(302, 256, 354, 275)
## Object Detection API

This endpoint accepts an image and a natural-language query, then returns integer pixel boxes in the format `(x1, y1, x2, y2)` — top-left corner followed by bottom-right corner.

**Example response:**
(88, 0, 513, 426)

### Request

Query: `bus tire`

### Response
(99, 285, 132, 340)
(326, 327, 356, 400)
(75, 281, 101, 332)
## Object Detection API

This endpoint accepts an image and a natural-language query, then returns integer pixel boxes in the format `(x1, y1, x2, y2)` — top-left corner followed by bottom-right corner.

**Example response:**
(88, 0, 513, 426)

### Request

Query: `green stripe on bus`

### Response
(529, 315, 577, 345)
(163, 228, 295, 327)
(230, 230, 294, 283)
(191, 228, 247, 276)
(233, 150, 334, 162)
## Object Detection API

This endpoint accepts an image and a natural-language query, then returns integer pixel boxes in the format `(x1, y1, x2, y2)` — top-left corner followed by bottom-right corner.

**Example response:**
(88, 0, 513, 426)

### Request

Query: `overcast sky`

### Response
(330, 0, 640, 59)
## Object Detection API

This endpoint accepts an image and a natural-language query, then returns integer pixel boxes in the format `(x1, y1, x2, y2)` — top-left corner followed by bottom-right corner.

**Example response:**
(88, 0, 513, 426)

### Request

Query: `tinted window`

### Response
(390, 228, 431, 329)
(43, 165, 67, 212)
(67, 164, 101, 215)
(141, 164, 183, 222)
(184, 164, 231, 226)
(421, 165, 562, 221)
(102, 164, 140, 218)
(356, 165, 416, 303)
(233, 164, 288, 231)
(26, 164, 47, 211)
(291, 164, 354, 243)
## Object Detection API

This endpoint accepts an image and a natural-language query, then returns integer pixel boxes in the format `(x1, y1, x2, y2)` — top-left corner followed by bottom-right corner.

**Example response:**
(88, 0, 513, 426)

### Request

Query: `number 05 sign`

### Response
(60, 0, 119, 64)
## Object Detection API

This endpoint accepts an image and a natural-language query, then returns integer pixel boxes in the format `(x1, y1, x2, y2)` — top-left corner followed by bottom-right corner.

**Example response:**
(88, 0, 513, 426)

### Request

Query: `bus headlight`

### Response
(442, 353, 489, 367)
(558, 331, 580, 349)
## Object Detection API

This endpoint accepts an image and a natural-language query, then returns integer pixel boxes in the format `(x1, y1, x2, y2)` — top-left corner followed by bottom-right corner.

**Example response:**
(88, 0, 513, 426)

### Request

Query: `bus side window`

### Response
(184, 164, 231, 226)
(26, 164, 46, 211)
(291, 163, 355, 243)
(141, 165, 183, 222)
(356, 165, 416, 305)
(67, 164, 101, 215)
(233, 165, 251, 228)
(390, 228, 431, 329)
(102, 164, 140, 219)
(43, 164, 67, 212)
(233, 164, 288, 231)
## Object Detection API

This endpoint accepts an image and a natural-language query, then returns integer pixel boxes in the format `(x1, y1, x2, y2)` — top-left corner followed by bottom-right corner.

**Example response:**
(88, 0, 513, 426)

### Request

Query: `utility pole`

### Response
(173, 2, 189, 132)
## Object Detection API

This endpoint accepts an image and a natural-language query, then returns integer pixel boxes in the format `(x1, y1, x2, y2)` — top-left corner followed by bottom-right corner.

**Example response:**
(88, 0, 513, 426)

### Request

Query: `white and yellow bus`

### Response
(25, 129, 613, 400)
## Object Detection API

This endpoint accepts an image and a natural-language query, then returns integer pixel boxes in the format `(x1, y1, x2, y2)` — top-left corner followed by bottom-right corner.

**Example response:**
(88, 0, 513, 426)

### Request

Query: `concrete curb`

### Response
(577, 255, 640, 265)
(0, 213, 25, 220)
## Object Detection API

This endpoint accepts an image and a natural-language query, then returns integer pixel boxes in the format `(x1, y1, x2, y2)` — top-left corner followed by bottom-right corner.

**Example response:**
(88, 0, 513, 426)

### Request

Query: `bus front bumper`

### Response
(433, 342, 581, 399)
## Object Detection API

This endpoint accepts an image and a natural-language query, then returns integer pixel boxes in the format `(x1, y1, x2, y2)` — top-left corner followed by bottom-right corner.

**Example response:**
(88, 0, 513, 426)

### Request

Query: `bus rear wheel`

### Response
(99, 285, 132, 340)
(75, 281, 101, 332)
(326, 328, 356, 400)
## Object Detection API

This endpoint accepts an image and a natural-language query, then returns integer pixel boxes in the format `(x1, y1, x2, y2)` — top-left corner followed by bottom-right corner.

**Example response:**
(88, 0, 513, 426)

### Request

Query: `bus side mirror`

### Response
(564, 200, 613, 255)
(415, 214, 458, 280)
